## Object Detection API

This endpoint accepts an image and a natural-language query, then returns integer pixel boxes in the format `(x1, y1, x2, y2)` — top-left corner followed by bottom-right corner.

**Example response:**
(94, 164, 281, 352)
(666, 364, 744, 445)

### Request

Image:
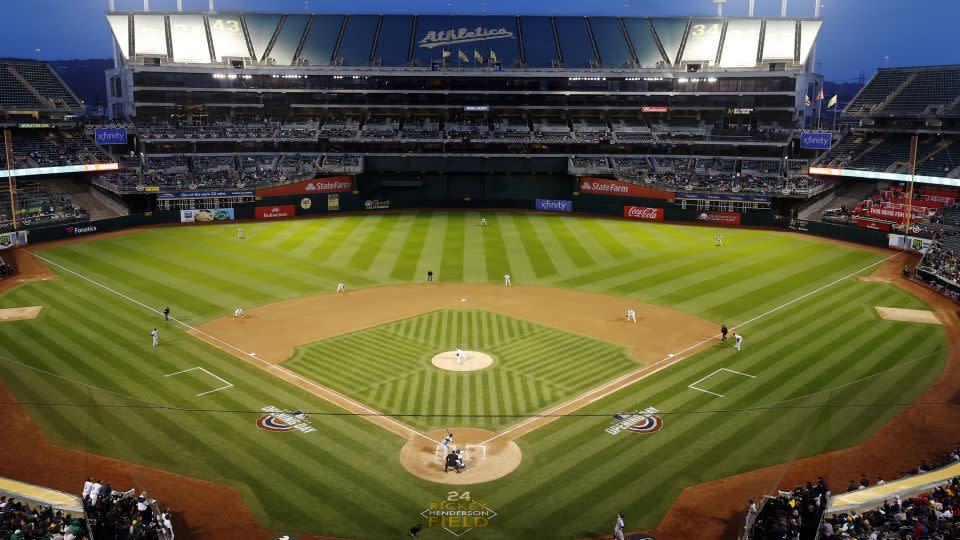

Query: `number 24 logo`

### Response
(447, 491, 472, 501)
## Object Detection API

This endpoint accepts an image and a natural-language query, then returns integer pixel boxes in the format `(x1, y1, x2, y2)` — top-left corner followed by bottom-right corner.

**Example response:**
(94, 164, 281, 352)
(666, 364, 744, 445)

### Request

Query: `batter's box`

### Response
(687, 368, 755, 398)
(165, 367, 234, 397)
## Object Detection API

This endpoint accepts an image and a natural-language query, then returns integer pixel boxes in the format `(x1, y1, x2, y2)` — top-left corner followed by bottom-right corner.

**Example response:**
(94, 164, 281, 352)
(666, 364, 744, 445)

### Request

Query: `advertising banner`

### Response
(535, 199, 573, 212)
(0, 231, 28, 250)
(641, 106, 669, 113)
(255, 177, 353, 197)
(888, 234, 933, 253)
(157, 190, 253, 200)
(863, 206, 931, 223)
(695, 211, 742, 225)
(363, 199, 391, 210)
(328, 194, 340, 211)
(63, 223, 99, 236)
(255, 205, 296, 219)
(800, 132, 833, 149)
(94, 127, 128, 145)
(180, 208, 235, 223)
(579, 178, 674, 199)
(623, 206, 664, 221)
(856, 219, 891, 232)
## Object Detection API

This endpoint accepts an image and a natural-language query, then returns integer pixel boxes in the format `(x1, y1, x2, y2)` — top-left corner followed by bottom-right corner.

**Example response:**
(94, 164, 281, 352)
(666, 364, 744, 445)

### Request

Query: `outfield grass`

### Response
(0, 212, 947, 538)
(284, 309, 637, 431)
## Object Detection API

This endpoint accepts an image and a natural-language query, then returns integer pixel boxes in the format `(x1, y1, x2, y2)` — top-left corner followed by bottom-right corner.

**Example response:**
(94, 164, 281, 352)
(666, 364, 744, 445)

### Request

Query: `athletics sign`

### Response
(418, 27, 515, 49)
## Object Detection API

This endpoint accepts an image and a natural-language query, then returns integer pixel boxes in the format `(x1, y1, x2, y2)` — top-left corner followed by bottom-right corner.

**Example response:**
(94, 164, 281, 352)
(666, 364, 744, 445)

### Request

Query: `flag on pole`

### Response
(442, 50, 451, 59)
(816, 88, 825, 101)
(490, 50, 498, 63)
(804, 95, 812, 107)
(827, 95, 838, 108)
(474, 50, 484, 63)
(458, 50, 469, 62)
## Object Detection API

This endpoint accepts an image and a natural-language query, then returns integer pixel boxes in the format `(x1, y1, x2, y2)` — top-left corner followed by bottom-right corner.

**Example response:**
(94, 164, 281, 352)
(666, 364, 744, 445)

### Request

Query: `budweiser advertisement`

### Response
(580, 178, 674, 199)
(696, 211, 741, 225)
(255, 176, 353, 197)
(255, 205, 296, 219)
(623, 206, 664, 221)
(856, 219, 891, 232)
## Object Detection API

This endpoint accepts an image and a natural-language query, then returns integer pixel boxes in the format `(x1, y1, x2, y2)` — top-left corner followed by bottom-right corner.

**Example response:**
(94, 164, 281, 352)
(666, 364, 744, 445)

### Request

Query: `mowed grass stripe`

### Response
(347, 214, 401, 271)
(389, 212, 431, 281)
(510, 214, 558, 278)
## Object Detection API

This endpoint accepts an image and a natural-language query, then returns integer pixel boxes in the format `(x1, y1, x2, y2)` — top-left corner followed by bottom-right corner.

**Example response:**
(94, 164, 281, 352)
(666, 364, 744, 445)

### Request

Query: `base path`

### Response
(653, 253, 960, 540)
(399, 428, 522, 485)
(0, 306, 42, 322)
(431, 350, 494, 371)
(875, 306, 941, 324)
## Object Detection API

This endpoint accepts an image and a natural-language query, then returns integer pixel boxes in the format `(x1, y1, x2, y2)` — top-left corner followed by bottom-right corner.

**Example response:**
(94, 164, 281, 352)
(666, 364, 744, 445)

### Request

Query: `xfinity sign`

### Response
(94, 128, 128, 145)
(800, 132, 832, 150)
(536, 199, 572, 212)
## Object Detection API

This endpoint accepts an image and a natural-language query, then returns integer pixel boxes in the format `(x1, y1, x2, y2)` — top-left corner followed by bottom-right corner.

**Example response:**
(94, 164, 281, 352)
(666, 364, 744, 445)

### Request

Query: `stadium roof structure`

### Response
(106, 12, 822, 72)
(0, 60, 84, 114)
(844, 65, 960, 118)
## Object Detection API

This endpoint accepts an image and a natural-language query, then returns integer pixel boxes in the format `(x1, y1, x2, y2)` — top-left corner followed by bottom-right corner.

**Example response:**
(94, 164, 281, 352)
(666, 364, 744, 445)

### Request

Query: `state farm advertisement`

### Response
(255, 176, 353, 196)
(579, 178, 673, 199)
(623, 206, 664, 221)
(696, 211, 741, 225)
(255, 205, 296, 219)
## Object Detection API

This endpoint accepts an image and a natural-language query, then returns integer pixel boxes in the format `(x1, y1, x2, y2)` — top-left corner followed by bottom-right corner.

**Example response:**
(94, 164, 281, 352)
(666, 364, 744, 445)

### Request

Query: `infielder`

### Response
(626, 309, 637, 323)
(614, 512, 625, 540)
(734, 332, 743, 351)
(504, 274, 511, 286)
(715, 234, 723, 247)
(480, 217, 488, 226)
(237, 226, 244, 239)
(150, 328, 159, 348)
(337, 282, 345, 293)
(455, 348, 465, 366)
(233, 307, 244, 319)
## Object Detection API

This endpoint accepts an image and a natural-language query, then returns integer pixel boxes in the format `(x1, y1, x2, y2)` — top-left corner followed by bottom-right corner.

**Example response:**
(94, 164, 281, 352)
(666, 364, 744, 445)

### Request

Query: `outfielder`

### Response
(237, 226, 244, 239)
(337, 282, 345, 293)
(480, 217, 487, 226)
(626, 309, 637, 323)
(734, 332, 743, 351)
(150, 328, 159, 348)
(715, 234, 723, 247)
(614, 512, 625, 540)
(233, 307, 245, 319)
(504, 274, 511, 286)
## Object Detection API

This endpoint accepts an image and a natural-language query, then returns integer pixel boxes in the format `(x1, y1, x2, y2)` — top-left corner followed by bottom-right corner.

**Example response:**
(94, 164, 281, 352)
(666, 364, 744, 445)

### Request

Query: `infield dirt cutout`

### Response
(431, 350, 494, 371)
(194, 283, 718, 483)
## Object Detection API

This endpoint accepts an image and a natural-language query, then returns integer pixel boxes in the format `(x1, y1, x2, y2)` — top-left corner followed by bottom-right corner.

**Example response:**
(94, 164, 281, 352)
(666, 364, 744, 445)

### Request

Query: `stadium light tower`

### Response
(781, 0, 788, 17)
(143, 0, 149, 11)
(714, 0, 726, 16)
(748, 0, 755, 16)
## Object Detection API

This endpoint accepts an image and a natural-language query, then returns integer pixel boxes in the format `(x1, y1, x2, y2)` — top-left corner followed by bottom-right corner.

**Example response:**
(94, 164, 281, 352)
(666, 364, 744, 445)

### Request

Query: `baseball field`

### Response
(0, 211, 948, 539)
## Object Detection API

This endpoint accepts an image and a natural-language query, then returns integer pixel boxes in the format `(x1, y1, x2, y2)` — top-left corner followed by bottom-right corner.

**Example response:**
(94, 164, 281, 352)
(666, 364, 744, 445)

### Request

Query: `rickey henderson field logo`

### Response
(420, 491, 497, 536)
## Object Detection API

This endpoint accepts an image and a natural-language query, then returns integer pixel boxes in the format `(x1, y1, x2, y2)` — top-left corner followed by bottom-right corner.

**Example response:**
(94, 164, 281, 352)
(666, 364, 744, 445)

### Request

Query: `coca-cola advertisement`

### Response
(623, 206, 664, 221)
(696, 211, 742, 225)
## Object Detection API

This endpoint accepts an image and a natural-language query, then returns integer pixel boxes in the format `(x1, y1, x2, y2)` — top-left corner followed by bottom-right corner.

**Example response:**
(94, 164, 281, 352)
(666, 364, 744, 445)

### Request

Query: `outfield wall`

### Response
(17, 189, 889, 248)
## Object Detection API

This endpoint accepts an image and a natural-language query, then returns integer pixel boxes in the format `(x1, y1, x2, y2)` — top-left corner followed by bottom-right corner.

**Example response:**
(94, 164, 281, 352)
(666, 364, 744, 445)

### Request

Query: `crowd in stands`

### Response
(748, 444, 960, 540)
(3, 131, 112, 171)
(0, 497, 87, 540)
(815, 133, 959, 179)
(80, 478, 174, 539)
(0, 180, 88, 232)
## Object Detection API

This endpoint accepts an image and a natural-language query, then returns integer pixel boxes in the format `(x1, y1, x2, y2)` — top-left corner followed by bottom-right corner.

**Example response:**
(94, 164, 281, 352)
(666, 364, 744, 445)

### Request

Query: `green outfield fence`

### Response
(18, 191, 889, 248)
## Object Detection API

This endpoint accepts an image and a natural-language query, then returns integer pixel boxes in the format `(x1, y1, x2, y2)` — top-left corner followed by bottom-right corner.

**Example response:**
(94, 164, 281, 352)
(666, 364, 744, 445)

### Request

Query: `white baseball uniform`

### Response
(504, 274, 511, 286)
(626, 309, 637, 323)
(715, 234, 722, 246)
(337, 282, 345, 293)
(441, 434, 453, 452)
(614, 515, 625, 540)
(237, 227, 244, 239)
(234, 307, 244, 319)
(456, 348, 465, 365)
(735, 333, 743, 351)
(151, 329, 158, 348)
(480, 218, 487, 226)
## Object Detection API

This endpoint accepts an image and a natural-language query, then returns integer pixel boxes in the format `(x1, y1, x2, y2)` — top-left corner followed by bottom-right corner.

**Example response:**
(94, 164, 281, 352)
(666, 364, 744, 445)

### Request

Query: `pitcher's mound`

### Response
(399, 428, 522, 484)
(875, 306, 941, 324)
(0, 306, 42, 322)
(431, 351, 494, 372)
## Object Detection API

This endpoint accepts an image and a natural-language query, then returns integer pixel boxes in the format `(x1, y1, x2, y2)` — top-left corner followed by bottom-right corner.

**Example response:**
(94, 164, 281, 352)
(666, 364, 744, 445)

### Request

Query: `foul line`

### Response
(481, 253, 896, 445)
(165, 367, 234, 397)
(28, 251, 440, 446)
(688, 368, 756, 398)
